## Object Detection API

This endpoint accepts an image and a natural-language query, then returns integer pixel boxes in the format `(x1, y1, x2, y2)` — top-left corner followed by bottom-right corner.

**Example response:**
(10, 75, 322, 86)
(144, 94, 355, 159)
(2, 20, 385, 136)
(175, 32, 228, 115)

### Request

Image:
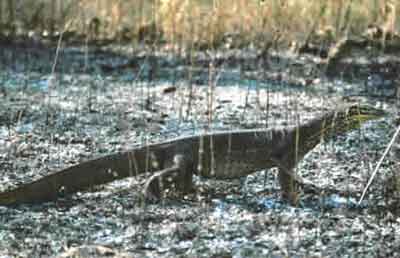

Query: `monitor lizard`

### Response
(0, 104, 385, 206)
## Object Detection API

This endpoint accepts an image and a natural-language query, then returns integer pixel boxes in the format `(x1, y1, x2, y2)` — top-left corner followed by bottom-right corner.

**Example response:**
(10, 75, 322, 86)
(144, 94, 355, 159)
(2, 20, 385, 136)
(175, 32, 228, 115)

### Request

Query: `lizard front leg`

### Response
(278, 167, 300, 205)
(268, 157, 300, 205)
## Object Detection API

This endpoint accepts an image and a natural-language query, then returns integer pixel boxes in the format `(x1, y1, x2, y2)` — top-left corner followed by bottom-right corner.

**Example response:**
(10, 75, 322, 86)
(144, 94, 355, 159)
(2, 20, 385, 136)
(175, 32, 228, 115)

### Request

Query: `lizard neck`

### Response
(296, 110, 352, 159)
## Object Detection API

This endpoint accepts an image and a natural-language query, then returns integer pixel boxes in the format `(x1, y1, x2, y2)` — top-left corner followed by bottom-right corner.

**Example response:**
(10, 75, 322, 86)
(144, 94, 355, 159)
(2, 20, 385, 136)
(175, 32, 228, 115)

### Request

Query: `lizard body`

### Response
(0, 105, 384, 205)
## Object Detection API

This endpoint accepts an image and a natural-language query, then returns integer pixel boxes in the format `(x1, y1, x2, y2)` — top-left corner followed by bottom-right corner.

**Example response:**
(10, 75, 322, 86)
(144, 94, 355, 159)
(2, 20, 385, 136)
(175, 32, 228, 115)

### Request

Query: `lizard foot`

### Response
(282, 191, 300, 206)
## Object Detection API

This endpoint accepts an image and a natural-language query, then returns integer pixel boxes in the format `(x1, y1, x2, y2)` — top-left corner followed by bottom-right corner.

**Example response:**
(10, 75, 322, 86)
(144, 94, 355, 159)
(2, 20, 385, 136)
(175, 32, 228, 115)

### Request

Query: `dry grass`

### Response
(0, 0, 398, 46)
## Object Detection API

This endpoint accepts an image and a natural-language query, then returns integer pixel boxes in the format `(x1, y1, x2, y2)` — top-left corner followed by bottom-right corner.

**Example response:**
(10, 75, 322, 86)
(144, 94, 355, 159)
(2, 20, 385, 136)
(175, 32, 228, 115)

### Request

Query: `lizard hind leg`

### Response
(143, 154, 194, 201)
(143, 165, 180, 201)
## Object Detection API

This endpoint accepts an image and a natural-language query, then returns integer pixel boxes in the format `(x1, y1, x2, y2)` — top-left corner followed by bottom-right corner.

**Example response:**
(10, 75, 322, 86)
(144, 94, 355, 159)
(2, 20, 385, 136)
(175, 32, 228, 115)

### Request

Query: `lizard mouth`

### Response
(353, 113, 383, 123)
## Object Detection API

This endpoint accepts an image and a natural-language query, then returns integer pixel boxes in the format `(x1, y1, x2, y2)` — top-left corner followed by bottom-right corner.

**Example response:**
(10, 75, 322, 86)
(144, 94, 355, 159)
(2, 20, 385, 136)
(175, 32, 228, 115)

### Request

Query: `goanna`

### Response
(0, 104, 385, 206)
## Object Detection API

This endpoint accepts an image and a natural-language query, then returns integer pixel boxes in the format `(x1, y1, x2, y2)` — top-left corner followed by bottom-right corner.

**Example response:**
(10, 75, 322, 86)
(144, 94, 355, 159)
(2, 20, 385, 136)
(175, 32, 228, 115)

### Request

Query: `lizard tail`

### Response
(0, 151, 148, 206)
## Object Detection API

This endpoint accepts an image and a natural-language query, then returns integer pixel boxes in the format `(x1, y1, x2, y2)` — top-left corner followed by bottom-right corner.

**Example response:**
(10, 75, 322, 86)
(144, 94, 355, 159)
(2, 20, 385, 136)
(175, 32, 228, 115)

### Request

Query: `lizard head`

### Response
(343, 104, 385, 123)
(330, 104, 385, 135)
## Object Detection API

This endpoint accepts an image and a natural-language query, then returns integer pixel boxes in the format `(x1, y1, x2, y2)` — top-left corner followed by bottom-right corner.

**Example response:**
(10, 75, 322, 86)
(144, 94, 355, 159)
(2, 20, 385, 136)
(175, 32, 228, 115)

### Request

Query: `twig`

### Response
(358, 124, 400, 204)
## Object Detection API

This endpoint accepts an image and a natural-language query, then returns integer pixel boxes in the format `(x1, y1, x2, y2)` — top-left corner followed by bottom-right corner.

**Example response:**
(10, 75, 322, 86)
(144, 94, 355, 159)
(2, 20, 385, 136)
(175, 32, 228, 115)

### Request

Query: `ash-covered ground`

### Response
(0, 43, 399, 257)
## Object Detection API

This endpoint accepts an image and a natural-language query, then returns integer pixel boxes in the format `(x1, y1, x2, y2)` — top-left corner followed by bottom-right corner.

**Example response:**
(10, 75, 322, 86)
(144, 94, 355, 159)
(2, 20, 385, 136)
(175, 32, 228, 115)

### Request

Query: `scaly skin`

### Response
(0, 104, 384, 206)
